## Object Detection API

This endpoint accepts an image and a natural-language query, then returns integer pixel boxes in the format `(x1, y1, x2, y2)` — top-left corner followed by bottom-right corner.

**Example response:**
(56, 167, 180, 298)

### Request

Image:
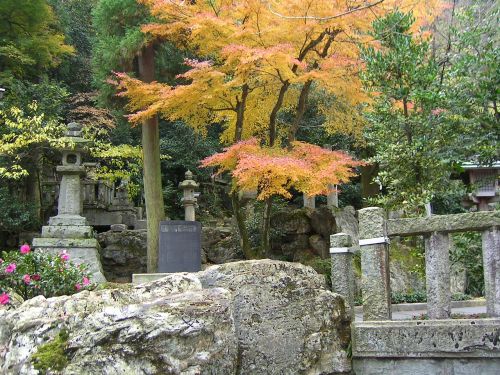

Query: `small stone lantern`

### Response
(179, 170, 199, 221)
(462, 161, 500, 211)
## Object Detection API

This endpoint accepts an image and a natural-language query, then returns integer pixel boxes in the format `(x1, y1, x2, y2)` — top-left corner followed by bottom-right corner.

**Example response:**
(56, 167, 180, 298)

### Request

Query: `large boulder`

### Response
(202, 226, 244, 264)
(198, 260, 352, 375)
(97, 229, 148, 282)
(0, 260, 352, 375)
(0, 274, 236, 375)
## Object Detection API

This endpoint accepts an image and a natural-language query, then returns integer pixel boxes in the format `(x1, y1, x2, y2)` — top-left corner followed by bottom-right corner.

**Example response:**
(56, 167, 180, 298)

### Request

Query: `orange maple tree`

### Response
(201, 138, 362, 200)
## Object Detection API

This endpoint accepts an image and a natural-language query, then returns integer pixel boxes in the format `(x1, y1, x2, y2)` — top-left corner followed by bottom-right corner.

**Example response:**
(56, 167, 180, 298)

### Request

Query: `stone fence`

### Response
(330, 208, 500, 374)
(330, 208, 499, 320)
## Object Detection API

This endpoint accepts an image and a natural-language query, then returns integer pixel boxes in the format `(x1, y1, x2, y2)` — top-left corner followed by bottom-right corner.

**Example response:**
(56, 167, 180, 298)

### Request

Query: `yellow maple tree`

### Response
(117, 0, 443, 255)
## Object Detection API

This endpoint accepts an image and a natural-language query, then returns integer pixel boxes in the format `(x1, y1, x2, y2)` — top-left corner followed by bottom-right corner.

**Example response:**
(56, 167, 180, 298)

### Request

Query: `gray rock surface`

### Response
(198, 260, 352, 375)
(0, 274, 236, 375)
(97, 229, 148, 282)
(0, 260, 352, 375)
(202, 226, 244, 264)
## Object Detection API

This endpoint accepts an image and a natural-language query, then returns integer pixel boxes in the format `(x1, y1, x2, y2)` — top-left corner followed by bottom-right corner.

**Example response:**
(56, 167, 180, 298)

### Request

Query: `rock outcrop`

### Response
(199, 260, 352, 375)
(0, 260, 351, 375)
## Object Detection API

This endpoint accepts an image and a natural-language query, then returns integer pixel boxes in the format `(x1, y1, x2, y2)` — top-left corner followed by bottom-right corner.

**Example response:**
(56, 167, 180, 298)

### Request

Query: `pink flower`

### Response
(20, 244, 31, 254)
(5, 263, 16, 273)
(82, 277, 90, 286)
(75, 283, 82, 291)
(22, 274, 31, 284)
(32, 274, 41, 281)
(0, 293, 9, 305)
(60, 250, 70, 261)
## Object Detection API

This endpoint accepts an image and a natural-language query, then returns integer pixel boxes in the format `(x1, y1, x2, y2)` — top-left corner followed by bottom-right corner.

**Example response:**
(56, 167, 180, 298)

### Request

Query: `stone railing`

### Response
(82, 180, 114, 208)
(330, 208, 500, 321)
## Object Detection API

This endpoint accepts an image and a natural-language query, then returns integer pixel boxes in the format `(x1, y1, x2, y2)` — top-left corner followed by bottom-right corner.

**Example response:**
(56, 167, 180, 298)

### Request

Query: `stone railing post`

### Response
(327, 184, 339, 208)
(482, 226, 499, 317)
(358, 207, 391, 321)
(303, 194, 315, 209)
(330, 233, 355, 318)
(424, 232, 451, 319)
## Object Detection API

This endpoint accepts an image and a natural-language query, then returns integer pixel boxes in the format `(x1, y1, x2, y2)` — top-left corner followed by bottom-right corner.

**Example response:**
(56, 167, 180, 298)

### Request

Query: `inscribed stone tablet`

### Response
(158, 220, 201, 273)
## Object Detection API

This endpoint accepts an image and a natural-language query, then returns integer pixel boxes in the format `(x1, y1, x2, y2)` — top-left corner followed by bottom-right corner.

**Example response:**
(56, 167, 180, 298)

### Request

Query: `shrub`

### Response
(0, 245, 94, 305)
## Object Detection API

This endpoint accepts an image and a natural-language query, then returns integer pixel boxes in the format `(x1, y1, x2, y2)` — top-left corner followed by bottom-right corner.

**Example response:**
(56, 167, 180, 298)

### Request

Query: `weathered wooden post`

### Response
(358, 207, 391, 320)
(330, 233, 355, 318)
(179, 170, 199, 221)
(424, 232, 451, 319)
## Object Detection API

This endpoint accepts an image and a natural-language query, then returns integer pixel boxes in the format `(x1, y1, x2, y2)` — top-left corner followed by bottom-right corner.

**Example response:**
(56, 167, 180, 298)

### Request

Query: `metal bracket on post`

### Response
(359, 237, 390, 246)
(329, 247, 352, 254)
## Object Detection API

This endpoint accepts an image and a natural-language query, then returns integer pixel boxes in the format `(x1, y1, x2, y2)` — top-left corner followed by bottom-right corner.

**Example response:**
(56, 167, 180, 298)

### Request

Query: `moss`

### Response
(93, 282, 133, 291)
(31, 329, 70, 373)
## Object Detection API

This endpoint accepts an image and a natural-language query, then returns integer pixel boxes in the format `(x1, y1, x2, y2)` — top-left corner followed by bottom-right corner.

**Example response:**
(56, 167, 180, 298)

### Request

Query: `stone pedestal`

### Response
(358, 207, 391, 321)
(424, 232, 451, 319)
(330, 233, 355, 318)
(33, 122, 106, 283)
(482, 226, 499, 317)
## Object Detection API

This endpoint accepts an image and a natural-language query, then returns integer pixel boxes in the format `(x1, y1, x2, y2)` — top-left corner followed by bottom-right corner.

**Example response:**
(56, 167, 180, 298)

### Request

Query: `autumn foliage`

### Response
(201, 139, 362, 200)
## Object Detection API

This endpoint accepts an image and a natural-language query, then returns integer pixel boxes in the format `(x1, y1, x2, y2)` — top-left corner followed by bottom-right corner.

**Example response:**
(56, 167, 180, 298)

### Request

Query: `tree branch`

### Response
(267, 0, 384, 21)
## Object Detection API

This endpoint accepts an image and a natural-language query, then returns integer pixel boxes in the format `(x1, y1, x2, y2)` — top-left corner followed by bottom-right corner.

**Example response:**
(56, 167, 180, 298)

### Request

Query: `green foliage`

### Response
(0, 103, 68, 179)
(390, 291, 472, 304)
(444, 2, 499, 163)
(391, 290, 427, 304)
(31, 329, 70, 373)
(91, 0, 149, 103)
(360, 10, 462, 212)
(0, 187, 39, 232)
(2, 79, 70, 121)
(451, 232, 484, 296)
(0, 0, 73, 81)
(49, 0, 96, 91)
(0, 247, 93, 301)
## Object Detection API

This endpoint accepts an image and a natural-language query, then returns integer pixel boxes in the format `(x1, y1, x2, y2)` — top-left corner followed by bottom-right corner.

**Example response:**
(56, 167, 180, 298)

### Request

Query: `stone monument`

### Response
(33, 122, 106, 283)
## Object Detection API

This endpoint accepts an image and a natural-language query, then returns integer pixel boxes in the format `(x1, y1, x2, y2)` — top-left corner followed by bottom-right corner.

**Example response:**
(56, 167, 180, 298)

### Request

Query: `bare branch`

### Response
(267, 0, 384, 21)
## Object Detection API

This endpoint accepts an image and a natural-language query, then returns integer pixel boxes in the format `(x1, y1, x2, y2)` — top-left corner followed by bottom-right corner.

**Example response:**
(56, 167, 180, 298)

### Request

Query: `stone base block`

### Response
(48, 214, 88, 226)
(132, 273, 169, 284)
(33, 238, 106, 284)
(353, 319, 500, 358)
(353, 358, 500, 375)
(41, 225, 94, 239)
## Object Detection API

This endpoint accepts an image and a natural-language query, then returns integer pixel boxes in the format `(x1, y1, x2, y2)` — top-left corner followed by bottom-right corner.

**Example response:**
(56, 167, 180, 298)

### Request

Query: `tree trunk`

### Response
(26, 150, 42, 224)
(232, 84, 252, 258)
(231, 191, 253, 258)
(138, 44, 165, 273)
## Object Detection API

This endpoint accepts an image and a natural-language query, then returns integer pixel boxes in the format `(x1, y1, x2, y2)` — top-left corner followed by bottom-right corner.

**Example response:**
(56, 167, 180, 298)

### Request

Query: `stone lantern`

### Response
(462, 161, 500, 211)
(179, 170, 199, 221)
(33, 123, 106, 283)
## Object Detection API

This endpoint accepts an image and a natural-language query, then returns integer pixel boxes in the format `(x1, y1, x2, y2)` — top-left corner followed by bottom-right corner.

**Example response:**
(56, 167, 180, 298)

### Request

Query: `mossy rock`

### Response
(31, 329, 70, 373)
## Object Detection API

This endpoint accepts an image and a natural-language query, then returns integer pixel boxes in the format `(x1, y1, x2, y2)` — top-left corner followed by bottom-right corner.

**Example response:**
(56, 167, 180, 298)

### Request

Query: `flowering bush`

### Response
(0, 245, 93, 306)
